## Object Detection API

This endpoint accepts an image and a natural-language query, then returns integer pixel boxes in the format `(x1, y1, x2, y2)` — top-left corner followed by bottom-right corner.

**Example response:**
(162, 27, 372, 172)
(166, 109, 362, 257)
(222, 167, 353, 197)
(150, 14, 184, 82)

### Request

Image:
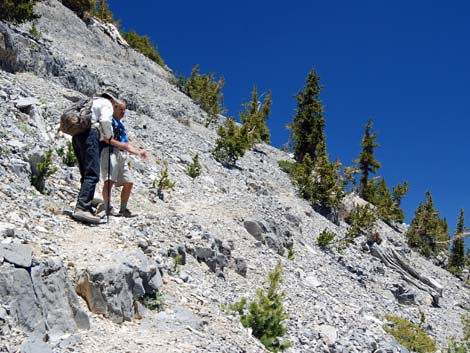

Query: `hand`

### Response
(139, 150, 149, 159)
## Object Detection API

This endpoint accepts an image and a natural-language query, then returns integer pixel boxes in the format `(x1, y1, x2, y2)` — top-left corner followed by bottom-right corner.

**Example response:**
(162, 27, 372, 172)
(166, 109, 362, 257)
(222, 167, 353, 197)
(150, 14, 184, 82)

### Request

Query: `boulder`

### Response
(0, 265, 45, 334)
(76, 250, 162, 323)
(0, 243, 32, 268)
(31, 259, 90, 341)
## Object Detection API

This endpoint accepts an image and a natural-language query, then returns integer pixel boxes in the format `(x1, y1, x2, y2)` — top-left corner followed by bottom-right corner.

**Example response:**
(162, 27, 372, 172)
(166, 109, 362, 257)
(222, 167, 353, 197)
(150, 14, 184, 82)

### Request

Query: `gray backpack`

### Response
(59, 98, 93, 136)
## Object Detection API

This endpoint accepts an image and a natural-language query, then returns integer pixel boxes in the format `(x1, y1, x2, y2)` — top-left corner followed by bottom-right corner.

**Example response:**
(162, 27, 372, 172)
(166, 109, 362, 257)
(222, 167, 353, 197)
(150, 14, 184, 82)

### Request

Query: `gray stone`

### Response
(243, 220, 266, 241)
(0, 223, 15, 237)
(76, 251, 161, 324)
(14, 97, 39, 111)
(20, 335, 53, 353)
(234, 258, 247, 277)
(0, 243, 32, 268)
(317, 324, 337, 345)
(8, 159, 31, 179)
(31, 259, 90, 341)
(0, 265, 45, 333)
(305, 274, 321, 288)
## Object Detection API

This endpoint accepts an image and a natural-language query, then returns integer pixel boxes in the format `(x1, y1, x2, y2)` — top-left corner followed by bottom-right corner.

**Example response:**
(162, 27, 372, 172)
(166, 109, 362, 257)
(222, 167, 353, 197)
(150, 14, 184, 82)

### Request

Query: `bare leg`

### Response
(120, 182, 133, 209)
(102, 180, 115, 210)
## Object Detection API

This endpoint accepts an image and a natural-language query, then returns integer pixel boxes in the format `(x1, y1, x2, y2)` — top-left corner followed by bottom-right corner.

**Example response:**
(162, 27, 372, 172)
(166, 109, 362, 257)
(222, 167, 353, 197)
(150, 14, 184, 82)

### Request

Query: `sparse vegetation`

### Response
(287, 242, 295, 260)
(344, 204, 377, 245)
(384, 315, 436, 353)
(212, 118, 250, 165)
(0, 0, 39, 23)
(122, 30, 165, 67)
(141, 291, 165, 312)
(56, 141, 77, 167)
(406, 191, 450, 257)
(29, 22, 40, 39)
(449, 209, 466, 274)
(180, 65, 225, 127)
(228, 262, 291, 352)
(317, 228, 336, 249)
(31, 148, 58, 194)
(187, 153, 202, 178)
(239, 85, 272, 145)
(173, 254, 183, 274)
(153, 162, 175, 200)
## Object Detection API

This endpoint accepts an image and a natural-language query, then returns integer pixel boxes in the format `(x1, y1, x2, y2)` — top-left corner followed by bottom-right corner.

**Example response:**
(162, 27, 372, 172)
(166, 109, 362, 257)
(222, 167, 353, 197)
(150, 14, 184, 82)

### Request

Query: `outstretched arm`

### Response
(106, 139, 148, 159)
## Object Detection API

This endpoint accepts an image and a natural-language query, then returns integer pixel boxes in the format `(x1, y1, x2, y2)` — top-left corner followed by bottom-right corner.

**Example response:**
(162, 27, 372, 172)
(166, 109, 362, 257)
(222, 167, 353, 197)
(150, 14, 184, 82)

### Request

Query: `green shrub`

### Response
(287, 242, 295, 260)
(212, 118, 250, 165)
(277, 160, 296, 175)
(141, 291, 165, 312)
(173, 254, 183, 274)
(0, 0, 39, 23)
(187, 153, 202, 178)
(228, 262, 291, 352)
(365, 177, 408, 223)
(29, 23, 40, 39)
(181, 65, 225, 127)
(122, 30, 165, 67)
(57, 141, 77, 167)
(343, 204, 377, 246)
(384, 315, 436, 353)
(31, 148, 58, 194)
(153, 162, 175, 200)
(317, 229, 336, 249)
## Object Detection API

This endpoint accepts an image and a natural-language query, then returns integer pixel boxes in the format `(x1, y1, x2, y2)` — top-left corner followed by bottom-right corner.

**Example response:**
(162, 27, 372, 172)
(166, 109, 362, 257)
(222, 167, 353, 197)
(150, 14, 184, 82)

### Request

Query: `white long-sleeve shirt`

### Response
(91, 97, 113, 141)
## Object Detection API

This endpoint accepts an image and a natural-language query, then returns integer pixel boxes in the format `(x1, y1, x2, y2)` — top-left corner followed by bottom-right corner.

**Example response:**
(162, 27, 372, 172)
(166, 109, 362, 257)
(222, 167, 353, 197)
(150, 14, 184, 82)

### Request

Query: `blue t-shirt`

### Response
(112, 117, 129, 143)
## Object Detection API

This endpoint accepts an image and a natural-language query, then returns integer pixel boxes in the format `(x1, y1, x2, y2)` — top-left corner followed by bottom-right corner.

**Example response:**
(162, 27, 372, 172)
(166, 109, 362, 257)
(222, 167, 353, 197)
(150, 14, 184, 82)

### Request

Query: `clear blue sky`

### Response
(110, 1, 470, 234)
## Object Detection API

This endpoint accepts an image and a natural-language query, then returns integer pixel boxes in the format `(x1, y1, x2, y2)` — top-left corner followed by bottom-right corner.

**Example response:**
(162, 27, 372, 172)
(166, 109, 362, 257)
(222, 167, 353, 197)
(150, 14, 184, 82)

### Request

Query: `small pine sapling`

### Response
(187, 153, 202, 178)
(31, 148, 58, 194)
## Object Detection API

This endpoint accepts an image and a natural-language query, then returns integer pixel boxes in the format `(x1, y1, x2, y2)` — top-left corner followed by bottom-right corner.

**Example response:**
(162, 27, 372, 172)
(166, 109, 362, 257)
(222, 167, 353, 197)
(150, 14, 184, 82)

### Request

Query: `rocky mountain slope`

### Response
(1, 1, 469, 352)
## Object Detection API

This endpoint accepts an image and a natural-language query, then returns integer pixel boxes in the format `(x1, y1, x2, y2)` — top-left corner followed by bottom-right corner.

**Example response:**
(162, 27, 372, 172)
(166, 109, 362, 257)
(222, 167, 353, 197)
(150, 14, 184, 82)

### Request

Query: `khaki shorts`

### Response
(100, 148, 132, 186)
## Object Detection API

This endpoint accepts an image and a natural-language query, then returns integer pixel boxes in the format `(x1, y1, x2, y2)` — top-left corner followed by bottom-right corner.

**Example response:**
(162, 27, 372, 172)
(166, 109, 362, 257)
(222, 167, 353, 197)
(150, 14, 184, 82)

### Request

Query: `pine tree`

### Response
(212, 118, 249, 165)
(406, 191, 450, 257)
(236, 262, 291, 352)
(95, 0, 114, 23)
(449, 209, 466, 272)
(309, 140, 344, 208)
(239, 85, 272, 145)
(366, 178, 408, 223)
(183, 65, 225, 127)
(354, 119, 381, 199)
(288, 68, 325, 163)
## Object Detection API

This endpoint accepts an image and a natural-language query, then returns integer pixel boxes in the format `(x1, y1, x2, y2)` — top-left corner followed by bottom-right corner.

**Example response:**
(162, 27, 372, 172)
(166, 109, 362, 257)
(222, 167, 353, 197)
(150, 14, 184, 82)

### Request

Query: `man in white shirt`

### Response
(71, 88, 121, 224)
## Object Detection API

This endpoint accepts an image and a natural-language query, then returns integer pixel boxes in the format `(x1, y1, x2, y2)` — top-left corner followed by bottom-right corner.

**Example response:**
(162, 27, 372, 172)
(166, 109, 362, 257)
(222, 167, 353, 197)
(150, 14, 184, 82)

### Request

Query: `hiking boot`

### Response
(119, 208, 137, 218)
(72, 209, 101, 224)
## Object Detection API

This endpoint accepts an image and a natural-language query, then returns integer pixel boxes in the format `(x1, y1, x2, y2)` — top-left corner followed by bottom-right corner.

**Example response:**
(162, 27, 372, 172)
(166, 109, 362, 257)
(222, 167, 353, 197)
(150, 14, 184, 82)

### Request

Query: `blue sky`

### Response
(110, 1, 470, 234)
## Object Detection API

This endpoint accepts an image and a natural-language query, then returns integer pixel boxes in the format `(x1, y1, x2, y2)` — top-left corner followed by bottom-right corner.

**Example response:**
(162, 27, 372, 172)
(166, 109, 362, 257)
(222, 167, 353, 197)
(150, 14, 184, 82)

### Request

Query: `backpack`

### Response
(59, 98, 93, 136)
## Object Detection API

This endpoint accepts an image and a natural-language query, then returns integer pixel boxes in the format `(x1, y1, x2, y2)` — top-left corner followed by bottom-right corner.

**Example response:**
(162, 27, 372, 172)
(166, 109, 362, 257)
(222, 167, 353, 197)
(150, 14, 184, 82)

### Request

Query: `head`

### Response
(100, 87, 125, 119)
(113, 101, 126, 120)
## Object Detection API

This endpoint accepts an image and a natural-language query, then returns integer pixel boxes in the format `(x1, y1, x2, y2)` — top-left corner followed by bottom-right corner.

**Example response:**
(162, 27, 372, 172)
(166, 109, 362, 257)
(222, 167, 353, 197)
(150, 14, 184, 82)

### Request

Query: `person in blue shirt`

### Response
(99, 101, 148, 217)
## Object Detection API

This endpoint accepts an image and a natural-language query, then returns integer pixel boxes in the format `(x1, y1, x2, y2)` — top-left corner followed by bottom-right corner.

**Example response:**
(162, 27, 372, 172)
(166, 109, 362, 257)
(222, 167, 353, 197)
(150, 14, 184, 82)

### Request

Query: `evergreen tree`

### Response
(309, 140, 344, 208)
(95, 0, 114, 23)
(0, 0, 38, 23)
(212, 118, 249, 165)
(406, 191, 450, 257)
(239, 85, 272, 145)
(366, 177, 408, 223)
(182, 65, 225, 127)
(288, 68, 325, 163)
(449, 209, 466, 272)
(231, 262, 291, 352)
(354, 119, 381, 199)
